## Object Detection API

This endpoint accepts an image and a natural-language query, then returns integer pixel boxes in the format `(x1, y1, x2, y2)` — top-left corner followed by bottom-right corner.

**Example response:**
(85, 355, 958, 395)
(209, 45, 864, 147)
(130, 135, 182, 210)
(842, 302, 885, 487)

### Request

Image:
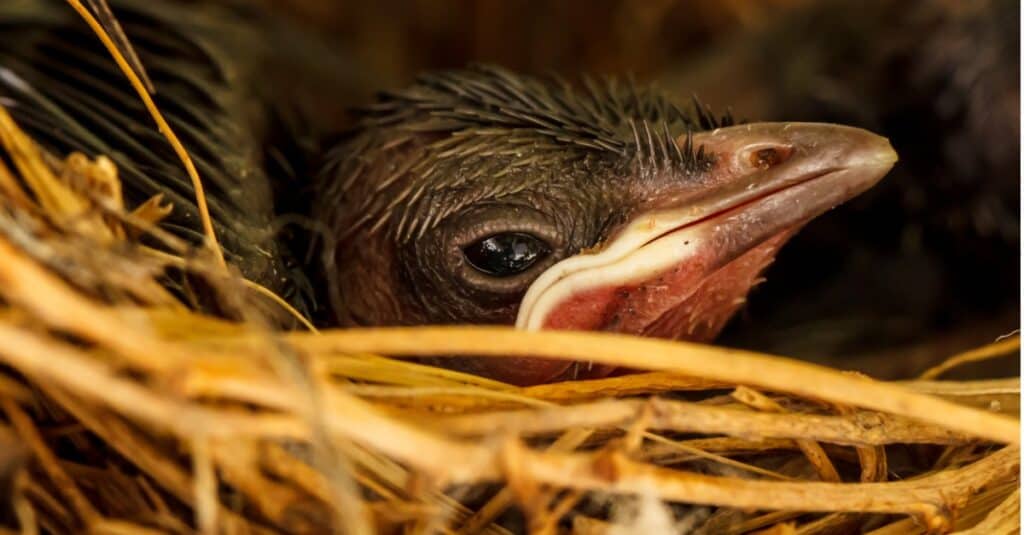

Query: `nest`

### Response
(0, 3, 1019, 534)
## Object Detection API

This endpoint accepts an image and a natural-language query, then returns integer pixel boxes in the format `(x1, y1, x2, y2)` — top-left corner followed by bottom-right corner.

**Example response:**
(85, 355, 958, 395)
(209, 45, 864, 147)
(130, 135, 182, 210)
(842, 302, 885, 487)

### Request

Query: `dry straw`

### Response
(0, 2, 1018, 534)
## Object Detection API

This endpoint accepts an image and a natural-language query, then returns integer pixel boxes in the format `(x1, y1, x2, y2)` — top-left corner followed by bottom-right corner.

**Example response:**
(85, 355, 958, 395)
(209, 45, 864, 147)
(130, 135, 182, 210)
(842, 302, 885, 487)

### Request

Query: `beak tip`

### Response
(860, 135, 899, 171)
(831, 124, 898, 173)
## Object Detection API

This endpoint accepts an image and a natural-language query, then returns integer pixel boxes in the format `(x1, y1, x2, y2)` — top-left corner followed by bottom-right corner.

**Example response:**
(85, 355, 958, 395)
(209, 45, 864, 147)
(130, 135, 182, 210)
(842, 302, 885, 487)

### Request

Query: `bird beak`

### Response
(512, 122, 896, 381)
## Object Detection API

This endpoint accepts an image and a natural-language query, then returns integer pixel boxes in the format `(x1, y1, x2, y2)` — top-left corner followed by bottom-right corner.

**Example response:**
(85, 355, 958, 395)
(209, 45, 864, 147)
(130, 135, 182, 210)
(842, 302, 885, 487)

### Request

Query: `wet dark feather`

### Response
(321, 65, 722, 244)
(0, 0, 297, 304)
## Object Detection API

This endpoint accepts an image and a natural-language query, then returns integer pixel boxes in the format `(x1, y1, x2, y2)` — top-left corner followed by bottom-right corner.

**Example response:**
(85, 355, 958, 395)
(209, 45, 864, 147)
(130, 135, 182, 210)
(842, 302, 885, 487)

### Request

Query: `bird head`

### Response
(315, 66, 896, 385)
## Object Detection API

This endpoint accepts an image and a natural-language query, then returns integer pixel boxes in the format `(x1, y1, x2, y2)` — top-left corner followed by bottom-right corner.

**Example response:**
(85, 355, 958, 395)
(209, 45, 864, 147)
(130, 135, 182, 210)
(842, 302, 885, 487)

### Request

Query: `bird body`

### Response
(0, 0, 294, 296)
(0, 0, 896, 385)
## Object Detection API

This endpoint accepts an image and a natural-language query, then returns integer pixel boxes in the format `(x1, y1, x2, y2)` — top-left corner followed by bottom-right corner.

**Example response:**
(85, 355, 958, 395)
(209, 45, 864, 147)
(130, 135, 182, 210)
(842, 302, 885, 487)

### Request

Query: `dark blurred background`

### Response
(262, 0, 1020, 378)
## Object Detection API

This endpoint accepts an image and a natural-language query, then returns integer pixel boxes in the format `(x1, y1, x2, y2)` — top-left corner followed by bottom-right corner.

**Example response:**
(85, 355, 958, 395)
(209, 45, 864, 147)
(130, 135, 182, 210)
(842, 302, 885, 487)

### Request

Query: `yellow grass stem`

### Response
(289, 327, 1021, 444)
(919, 336, 1020, 380)
(63, 0, 225, 268)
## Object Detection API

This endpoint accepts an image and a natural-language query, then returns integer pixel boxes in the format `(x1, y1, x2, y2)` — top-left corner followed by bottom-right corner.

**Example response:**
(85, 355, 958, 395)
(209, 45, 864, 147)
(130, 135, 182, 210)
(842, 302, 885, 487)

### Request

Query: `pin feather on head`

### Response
(317, 65, 734, 243)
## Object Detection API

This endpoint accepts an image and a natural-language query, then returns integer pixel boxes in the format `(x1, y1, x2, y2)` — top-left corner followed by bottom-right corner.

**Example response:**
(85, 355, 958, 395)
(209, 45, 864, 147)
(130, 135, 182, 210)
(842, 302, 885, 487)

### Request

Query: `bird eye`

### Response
(463, 232, 551, 277)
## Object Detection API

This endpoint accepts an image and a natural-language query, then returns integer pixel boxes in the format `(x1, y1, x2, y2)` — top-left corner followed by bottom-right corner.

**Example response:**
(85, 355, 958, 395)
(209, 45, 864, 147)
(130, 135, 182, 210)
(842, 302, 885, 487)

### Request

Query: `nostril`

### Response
(750, 146, 793, 169)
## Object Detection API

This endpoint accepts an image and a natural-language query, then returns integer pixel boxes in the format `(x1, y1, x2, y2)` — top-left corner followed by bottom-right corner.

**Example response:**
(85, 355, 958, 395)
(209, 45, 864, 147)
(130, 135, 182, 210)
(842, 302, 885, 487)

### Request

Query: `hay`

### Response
(0, 4, 1019, 534)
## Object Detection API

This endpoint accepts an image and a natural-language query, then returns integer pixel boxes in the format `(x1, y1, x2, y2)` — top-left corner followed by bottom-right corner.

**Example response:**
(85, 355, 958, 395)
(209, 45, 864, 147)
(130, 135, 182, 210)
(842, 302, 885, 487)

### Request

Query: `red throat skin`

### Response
(639, 230, 793, 341)
(541, 230, 795, 382)
(540, 231, 794, 340)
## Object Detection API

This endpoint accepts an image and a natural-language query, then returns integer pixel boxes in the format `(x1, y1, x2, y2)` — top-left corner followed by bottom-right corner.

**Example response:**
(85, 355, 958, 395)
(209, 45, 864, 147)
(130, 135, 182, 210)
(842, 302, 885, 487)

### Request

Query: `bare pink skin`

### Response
(640, 233, 793, 341)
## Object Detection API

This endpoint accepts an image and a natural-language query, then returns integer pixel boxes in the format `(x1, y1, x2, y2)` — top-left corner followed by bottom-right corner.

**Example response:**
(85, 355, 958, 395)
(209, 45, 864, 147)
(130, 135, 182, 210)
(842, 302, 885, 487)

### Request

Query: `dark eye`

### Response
(463, 232, 551, 277)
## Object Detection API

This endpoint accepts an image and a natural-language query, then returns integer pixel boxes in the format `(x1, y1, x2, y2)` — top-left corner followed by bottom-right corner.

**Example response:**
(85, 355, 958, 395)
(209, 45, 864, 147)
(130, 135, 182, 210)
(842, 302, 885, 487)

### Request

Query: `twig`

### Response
(505, 444, 1019, 531)
(39, 386, 274, 534)
(724, 511, 804, 535)
(191, 437, 217, 534)
(242, 278, 319, 333)
(0, 147, 34, 209)
(901, 378, 1019, 413)
(640, 437, 797, 463)
(0, 373, 32, 403)
(640, 433, 794, 480)
(953, 488, 1019, 534)
(82, 0, 155, 93)
(0, 107, 89, 219)
(457, 428, 593, 534)
(63, 0, 225, 267)
(290, 327, 1020, 444)
(518, 371, 726, 403)
(834, 403, 888, 483)
(795, 513, 863, 535)
(1, 399, 99, 529)
(149, 246, 319, 331)
(90, 520, 172, 535)
(437, 398, 971, 446)
(731, 387, 840, 482)
(0, 323, 306, 438)
(0, 236, 197, 373)
(343, 385, 553, 409)
(11, 471, 38, 535)
(210, 440, 337, 533)
(919, 337, 1020, 380)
